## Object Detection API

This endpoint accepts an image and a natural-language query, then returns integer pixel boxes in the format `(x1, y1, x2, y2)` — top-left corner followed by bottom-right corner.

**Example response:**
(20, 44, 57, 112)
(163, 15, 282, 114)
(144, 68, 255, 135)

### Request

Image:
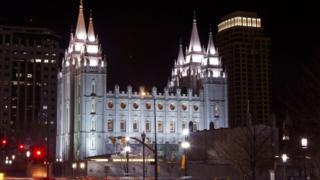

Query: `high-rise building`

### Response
(216, 11, 271, 127)
(0, 25, 62, 158)
(56, 2, 228, 162)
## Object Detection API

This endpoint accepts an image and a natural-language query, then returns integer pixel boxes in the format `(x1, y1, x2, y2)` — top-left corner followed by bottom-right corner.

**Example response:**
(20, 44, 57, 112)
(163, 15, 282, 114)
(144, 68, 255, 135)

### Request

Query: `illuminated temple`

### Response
(56, 1, 228, 161)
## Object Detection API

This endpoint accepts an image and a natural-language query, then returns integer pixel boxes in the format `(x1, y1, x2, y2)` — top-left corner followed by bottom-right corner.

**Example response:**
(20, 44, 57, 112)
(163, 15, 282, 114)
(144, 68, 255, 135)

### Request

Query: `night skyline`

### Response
(1, 0, 319, 109)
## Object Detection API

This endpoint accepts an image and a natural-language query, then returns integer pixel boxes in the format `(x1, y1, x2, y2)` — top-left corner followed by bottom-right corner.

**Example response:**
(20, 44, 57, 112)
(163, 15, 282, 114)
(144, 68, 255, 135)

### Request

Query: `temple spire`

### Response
(188, 11, 202, 52)
(75, 0, 87, 40)
(207, 25, 216, 55)
(177, 40, 185, 65)
(88, 9, 96, 42)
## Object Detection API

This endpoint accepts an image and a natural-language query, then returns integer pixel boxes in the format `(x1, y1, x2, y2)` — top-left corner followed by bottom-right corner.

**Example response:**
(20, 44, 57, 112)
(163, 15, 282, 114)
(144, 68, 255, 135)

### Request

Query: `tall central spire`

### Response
(188, 11, 202, 52)
(75, 0, 87, 40)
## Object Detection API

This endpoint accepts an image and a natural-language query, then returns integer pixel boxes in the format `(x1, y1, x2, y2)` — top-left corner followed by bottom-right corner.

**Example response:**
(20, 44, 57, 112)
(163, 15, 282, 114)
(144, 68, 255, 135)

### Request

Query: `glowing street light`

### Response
(301, 138, 308, 149)
(124, 145, 131, 176)
(181, 141, 190, 149)
(281, 153, 289, 180)
(182, 129, 189, 136)
(301, 137, 308, 180)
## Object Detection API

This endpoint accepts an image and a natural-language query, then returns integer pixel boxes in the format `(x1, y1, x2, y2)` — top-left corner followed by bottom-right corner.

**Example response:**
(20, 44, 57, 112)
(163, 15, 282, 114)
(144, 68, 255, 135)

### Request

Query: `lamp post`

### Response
(281, 153, 289, 180)
(181, 140, 190, 177)
(301, 138, 308, 180)
(124, 145, 131, 176)
(79, 162, 86, 177)
(141, 132, 146, 180)
(182, 129, 189, 176)
(72, 163, 77, 178)
(141, 90, 157, 180)
(152, 94, 158, 180)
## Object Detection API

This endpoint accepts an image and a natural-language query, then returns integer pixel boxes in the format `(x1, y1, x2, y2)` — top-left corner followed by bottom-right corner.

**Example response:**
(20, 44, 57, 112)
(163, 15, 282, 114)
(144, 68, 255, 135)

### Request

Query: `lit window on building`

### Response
(214, 104, 220, 118)
(108, 120, 113, 132)
(91, 80, 95, 95)
(35, 59, 41, 63)
(91, 138, 96, 150)
(133, 121, 138, 132)
(145, 121, 151, 132)
(120, 120, 126, 132)
(157, 121, 163, 133)
(91, 100, 96, 114)
(170, 121, 175, 133)
(43, 105, 48, 110)
(91, 117, 96, 131)
(27, 74, 32, 78)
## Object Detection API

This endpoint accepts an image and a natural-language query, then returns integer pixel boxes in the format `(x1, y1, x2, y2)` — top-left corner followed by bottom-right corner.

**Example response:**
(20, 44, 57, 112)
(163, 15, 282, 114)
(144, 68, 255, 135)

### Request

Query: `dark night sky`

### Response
(1, 0, 320, 116)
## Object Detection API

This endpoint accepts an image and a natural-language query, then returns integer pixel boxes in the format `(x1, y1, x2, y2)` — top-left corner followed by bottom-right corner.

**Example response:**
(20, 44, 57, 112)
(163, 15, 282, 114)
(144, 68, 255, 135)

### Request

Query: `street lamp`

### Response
(141, 89, 158, 180)
(181, 128, 190, 176)
(181, 141, 190, 176)
(79, 162, 86, 177)
(124, 145, 131, 176)
(141, 132, 146, 180)
(281, 153, 289, 180)
(301, 138, 308, 180)
(72, 163, 77, 178)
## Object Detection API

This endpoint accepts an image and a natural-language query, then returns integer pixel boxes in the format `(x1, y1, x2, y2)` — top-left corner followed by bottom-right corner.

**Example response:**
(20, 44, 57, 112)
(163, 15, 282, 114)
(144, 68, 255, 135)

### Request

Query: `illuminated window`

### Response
(243, 17, 247, 26)
(133, 121, 138, 132)
(247, 18, 252, 27)
(120, 120, 126, 132)
(91, 100, 96, 114)
(91, 117, 96, 131)
(35, 59, 41, 63)
(145, 121, 151, 132)
(214, 104, 220, 118)
(107, 120, 113, 131)
(157, 121, 163, 133)
(27, 74, 32, 78)
(169, 121, 175, 133)
(51, 60, 56, 63)
(43, 105, 48, 110)
(91, 138, 96, 150)
(44, 59, 49, 63)
(252, 18, 257, 27)
(91, 80, 96, 95)
(257, 18, 261, 27)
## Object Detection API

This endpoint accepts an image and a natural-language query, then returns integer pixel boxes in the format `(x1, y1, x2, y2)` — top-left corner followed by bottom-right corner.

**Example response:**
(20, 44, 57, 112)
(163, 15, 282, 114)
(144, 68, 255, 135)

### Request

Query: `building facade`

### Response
(0, 25, 62, 158)
(216, 11, 271, 127)
(56, 2, 228, 162)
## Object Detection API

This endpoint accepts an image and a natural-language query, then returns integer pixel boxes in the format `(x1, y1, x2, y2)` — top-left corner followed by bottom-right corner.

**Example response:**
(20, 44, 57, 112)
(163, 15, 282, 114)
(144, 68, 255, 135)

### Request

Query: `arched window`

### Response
(189, 121, 194, 132)
(91, 117, 96, 131)
(107, 120, 113, 132)
(91, 100, 96, 114)
(214, 103, 220, 118)
(169, 121, 175, 133)
(209, 122, 215, 130)
(91, 138, 96, 150)
(91, 79, 96, 95)
(120, 120, 126, 132)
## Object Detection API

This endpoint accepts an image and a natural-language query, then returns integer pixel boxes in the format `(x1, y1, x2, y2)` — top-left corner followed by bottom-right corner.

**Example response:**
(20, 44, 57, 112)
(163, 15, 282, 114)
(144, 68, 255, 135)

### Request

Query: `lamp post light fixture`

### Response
(79, 162, 86, 177)
(281, 153, 289, 180)
(141, 132, 146, 180)
(301, 138, 308, 180)
(182, 128, 189, 136)
(72, 163, 77, 178)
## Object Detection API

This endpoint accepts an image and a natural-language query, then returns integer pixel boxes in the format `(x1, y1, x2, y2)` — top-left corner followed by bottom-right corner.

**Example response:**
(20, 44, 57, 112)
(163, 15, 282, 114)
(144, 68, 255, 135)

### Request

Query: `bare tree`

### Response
(208, 124, 276, 180)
